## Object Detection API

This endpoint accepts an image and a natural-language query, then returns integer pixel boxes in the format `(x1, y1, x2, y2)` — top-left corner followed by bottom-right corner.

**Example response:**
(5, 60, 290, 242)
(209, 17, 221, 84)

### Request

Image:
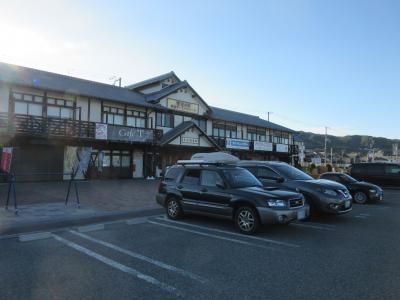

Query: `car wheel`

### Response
(166, 197, 183, 219)
(354, 191, 368, 204)
(235, 206, 259, 235)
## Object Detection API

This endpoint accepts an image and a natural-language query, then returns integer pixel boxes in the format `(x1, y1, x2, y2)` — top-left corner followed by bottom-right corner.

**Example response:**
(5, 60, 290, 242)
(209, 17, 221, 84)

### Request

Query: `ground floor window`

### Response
(89, 149, 133, 179)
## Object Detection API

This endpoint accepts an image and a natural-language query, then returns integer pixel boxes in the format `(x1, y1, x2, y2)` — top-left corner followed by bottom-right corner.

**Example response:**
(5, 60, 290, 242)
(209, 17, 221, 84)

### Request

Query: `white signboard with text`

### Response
(276, 144, 289, 153)
(253, 141, 273, 152)
(226, 138, 250, 150)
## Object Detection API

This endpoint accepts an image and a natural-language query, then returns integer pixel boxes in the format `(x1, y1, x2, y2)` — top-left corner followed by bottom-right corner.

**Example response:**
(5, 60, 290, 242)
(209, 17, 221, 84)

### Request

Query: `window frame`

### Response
(156, 112, 174, 128)
(181, 169, 201, 185)
(200, 170, 225, 187)
(12, 91, 45, 117)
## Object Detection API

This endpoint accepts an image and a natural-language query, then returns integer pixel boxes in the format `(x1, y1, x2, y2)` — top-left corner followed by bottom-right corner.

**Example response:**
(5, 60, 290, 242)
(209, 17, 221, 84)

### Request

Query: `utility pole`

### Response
(324, 126, 328, 166)
(267, 112, 273, 122)
(330, 147, 333, 165)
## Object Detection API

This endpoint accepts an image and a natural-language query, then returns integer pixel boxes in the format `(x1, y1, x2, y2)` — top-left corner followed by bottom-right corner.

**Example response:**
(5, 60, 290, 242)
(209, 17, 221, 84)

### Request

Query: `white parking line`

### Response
(359, 213, 371, 217)
(290, 222, 334, 231)
(19, 232, 52, 242)
(355, 215, 368, 219)
(69, 230, 207, 284)
(148, 220, 281, 251)
(300, 221, 337, 228)
(78, 224, 105, 232)
(156, 217, 299, 248)
(52, 234, 181, 296)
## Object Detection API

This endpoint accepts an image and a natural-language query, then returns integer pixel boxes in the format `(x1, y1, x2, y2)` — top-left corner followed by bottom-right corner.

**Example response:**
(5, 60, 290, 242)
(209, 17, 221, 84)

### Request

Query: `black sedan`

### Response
(320, 172, 383, 204)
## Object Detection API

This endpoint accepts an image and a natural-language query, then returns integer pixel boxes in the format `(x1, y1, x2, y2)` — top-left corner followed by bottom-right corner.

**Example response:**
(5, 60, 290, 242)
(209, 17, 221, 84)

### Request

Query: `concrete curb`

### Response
(0, 207, 164, 237)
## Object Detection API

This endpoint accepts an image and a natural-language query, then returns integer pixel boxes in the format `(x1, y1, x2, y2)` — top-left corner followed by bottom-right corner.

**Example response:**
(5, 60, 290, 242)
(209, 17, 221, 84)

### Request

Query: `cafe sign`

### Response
(226, 138, 249, 150)
(167, 98, 199, 114)
(253, 141, 273, 152)
(95, 123, 154, 143)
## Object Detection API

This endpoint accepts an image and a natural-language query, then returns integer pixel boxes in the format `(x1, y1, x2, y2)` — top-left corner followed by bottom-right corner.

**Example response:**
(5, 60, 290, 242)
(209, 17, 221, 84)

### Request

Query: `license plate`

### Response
(345, 201, 351, 208)
(297, 210, 306, 220)
(380, 195, 383, 201)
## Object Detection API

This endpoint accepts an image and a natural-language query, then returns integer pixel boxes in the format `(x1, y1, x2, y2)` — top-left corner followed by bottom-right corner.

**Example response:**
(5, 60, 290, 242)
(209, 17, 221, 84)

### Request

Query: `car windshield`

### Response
(273, 164, 313, 180)
(222, 168, 262, 188)
(340, 173, 358, 183)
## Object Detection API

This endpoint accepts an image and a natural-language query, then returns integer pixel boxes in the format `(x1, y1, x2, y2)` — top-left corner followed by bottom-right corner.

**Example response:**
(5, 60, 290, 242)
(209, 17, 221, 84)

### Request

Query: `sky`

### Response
(0, 0, 399, 139)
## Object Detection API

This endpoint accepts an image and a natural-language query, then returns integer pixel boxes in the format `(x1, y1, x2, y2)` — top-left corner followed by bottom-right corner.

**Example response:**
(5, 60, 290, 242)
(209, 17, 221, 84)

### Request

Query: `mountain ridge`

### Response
(297, 131, 400, 155)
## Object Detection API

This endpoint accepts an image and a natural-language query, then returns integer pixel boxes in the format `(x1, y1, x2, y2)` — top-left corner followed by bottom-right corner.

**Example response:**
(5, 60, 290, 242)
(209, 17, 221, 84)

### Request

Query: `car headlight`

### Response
(319, 188, 337, 196)
(267, 199, 286, 207)
(369, 189, 377, 194)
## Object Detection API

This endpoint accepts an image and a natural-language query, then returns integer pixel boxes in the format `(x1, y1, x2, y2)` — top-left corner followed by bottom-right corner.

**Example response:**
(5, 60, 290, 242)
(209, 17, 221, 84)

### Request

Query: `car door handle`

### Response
(177, 185, 183, 190)
(200, 188, 208, 193)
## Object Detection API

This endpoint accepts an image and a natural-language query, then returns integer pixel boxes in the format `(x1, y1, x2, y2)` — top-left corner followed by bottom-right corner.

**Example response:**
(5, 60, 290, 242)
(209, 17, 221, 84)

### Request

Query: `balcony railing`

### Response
(0, 113, 162, 143)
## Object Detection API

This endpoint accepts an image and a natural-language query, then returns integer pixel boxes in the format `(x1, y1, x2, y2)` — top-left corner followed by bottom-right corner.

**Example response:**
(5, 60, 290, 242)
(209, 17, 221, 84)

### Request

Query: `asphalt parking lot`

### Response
(1, 189, 399, 300)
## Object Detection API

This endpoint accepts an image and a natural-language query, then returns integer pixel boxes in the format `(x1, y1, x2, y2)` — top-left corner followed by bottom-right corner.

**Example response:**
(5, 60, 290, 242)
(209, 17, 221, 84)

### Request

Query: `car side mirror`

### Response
(276, 177, 285, 183)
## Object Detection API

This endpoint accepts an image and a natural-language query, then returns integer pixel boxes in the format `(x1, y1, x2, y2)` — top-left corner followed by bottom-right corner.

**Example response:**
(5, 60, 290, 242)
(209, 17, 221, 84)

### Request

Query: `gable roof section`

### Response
(160, 120, 220, 148)
(209, 106, 294, 133)
(145, 81, 211, 112)
(125, 71, 180, 90)
(0, 62, 153, 108)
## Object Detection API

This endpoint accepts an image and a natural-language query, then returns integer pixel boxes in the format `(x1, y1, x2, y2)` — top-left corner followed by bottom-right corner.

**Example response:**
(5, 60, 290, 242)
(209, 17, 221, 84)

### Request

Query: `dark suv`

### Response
(237, 161, 353, 216)
(156, 162, 309, 234)
(350, 163, 400, 187)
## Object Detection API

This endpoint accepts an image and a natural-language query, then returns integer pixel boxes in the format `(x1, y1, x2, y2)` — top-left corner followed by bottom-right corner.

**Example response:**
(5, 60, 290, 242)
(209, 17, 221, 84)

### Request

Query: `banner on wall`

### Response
(167, 98, 199, 114)
(226, 138, 249, 150)
(253, 141, 273, 152)
(276, 144, 289, 153)
(1, 147, 13, 173)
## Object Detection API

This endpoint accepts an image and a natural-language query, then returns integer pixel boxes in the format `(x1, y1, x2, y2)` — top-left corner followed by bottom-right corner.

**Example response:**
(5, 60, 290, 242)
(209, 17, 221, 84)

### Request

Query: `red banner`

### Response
(1, 147, 13, 173)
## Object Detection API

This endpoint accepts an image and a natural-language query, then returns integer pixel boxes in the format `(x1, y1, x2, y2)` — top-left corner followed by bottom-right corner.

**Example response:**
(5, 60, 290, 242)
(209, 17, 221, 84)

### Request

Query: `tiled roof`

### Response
(145, 80, 211, 112)
(160, 120, 219, 148)
(0, 62, 153, 108)
(125, 71, 179, 90)
(209, 106, 294, 132)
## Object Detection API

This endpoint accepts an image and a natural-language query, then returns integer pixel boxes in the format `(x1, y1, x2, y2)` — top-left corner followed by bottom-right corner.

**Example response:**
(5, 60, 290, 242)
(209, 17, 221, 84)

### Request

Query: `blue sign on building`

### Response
(225, 138, 250, 150)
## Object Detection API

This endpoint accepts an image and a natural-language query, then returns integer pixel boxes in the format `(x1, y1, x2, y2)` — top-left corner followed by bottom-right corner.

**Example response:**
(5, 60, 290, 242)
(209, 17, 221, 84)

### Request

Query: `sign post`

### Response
(65, 147, 92, 207)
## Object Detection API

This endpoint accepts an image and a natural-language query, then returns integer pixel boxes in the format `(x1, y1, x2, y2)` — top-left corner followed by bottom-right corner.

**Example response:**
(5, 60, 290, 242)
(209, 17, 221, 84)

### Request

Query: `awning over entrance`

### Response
(159, 121, 220, 149)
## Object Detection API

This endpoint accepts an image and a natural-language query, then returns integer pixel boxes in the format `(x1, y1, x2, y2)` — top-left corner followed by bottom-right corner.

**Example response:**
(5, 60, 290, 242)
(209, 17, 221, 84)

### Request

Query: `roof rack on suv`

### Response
(176, 152, 239, 166)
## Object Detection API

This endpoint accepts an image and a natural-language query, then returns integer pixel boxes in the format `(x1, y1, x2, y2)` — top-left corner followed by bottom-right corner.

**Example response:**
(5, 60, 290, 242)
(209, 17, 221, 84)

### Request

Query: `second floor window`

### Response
(273, 131, 290, 144)
(225, 124, 237, 138)
(103, 106, 124, 125)
(13, 92, 43, 117)
(47, 97, 74, 119)
(212, 122, 238, 138)
(127, 110, 146, 128)
(212, 122, 225, 137)
(247, 127, 267, 141)
(156, 112, 174, 128)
